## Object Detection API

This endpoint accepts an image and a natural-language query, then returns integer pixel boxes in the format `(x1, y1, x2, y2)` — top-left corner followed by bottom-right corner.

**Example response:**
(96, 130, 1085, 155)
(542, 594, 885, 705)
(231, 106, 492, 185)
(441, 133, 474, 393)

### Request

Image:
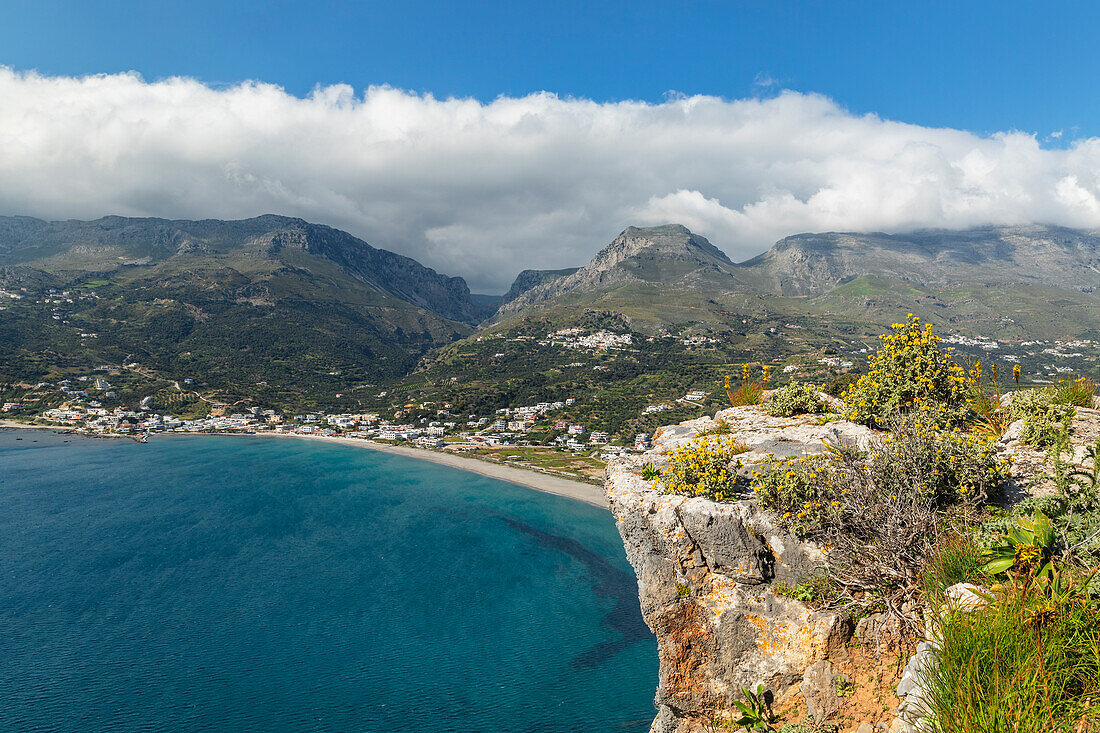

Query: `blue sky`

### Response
(1, 0, 1094, 140)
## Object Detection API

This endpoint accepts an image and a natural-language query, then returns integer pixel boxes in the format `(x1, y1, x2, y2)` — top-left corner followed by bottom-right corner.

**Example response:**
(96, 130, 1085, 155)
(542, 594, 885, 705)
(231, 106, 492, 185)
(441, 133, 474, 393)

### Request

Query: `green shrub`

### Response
(1021, 405, 1075, 447)
(843, 315, 970, 428)
(765, 381, 825, 417)
(921, 576, 1100, 733)
(752, 417, 1007, 590)
(1009, 387, 1057, 421)
(1010, 387, 1077, 446)
(774, 574, 832, 603)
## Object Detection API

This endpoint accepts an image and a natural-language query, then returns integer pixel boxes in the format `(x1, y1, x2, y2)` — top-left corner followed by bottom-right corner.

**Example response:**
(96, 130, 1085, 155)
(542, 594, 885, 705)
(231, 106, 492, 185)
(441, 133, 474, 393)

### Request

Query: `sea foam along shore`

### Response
(0, 420, 609, 509)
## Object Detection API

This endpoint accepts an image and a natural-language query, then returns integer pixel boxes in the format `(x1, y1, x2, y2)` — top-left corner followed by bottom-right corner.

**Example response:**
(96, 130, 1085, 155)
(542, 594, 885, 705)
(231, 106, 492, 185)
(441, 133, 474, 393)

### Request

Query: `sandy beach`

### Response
(287, 433, 609, 508)
(0, 419, 67, 431)
(0, 420, 609, 509)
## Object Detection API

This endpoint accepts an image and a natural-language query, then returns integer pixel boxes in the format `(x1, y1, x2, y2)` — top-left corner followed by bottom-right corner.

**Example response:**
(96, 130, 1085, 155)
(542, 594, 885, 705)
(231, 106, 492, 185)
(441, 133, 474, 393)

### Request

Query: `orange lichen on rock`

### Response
(655, 602, 713, 703)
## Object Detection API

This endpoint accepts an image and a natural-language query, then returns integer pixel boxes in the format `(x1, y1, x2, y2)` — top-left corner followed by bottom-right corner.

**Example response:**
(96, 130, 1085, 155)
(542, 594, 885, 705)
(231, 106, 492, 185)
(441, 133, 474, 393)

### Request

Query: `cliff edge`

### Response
(606, 407, 878, 732)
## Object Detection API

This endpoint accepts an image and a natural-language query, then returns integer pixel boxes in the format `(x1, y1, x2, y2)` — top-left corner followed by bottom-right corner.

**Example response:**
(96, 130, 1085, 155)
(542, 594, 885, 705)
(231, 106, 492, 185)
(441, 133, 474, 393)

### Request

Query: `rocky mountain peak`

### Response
(594, 224, 732, 269)
(494, 224, 740, 317)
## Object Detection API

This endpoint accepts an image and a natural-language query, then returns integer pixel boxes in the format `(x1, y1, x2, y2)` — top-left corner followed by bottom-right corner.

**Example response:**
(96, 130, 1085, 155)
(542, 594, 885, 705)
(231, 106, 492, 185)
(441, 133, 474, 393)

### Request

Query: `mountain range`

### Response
(4, 214, 1100, 406)
(495, 222, 1100, 338)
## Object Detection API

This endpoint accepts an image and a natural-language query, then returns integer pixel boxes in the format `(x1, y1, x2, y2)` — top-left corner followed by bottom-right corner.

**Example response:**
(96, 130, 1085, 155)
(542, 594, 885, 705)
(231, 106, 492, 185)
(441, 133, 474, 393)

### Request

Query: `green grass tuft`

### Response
(922, 578, 1100, 732)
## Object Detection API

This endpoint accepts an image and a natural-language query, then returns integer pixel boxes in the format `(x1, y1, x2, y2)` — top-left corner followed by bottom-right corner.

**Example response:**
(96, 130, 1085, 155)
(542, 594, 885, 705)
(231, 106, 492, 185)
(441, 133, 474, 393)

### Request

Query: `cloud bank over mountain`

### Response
(2, 68, 1100, 291)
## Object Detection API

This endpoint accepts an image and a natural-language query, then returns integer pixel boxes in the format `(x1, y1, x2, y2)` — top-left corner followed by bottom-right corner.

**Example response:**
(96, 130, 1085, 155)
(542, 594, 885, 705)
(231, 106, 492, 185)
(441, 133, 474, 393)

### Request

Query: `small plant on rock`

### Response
(775, 575, 832, 603)
(1010, 383, 1088, 447)
(732, 684, 775, 732)
(765, 381, 825, 417)
(834, 675, 855, 698)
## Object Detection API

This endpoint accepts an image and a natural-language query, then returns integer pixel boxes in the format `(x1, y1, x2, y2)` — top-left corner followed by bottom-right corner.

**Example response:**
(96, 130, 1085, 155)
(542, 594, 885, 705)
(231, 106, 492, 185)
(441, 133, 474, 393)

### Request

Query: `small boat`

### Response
(135, 433, 148, 443)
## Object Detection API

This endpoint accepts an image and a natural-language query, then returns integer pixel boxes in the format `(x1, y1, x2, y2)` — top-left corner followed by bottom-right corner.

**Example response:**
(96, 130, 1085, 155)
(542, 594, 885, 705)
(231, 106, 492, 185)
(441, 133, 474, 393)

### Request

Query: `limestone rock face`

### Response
(606, 409, 861, 733)
(651, 406, 875, 467)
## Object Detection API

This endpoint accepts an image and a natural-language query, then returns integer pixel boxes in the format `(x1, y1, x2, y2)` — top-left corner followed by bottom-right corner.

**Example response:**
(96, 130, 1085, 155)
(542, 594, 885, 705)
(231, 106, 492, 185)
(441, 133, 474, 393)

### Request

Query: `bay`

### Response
(0, 431, 656, 732)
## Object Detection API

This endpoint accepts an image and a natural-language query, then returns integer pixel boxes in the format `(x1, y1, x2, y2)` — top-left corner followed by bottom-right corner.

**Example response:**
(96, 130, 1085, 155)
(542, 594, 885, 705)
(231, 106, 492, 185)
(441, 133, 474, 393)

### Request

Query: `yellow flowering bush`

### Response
(844, 315, 969, 428)
(866, 417, 1009, 504)
(750, 454, 835, 536)
(753, 418, 1007, 539)
(658, 435, 748, 501)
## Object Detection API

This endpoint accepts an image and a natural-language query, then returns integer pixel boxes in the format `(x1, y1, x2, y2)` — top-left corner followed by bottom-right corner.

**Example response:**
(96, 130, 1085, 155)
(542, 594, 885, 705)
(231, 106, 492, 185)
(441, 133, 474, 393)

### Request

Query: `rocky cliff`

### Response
(606, 407, 882, 732)
(736, 225, 1100, 296)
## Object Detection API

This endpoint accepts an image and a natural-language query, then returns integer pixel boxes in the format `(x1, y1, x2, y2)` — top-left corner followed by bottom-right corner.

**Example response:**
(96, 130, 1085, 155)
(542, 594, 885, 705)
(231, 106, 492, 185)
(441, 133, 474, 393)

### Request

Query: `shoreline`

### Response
(0, 420, 609, 509)
(282, 434, 609, 509)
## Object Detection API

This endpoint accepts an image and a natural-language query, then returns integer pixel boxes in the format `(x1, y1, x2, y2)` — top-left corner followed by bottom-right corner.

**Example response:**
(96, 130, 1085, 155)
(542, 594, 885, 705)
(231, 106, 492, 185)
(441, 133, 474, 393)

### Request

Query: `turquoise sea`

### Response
(0, 431, 657, 732)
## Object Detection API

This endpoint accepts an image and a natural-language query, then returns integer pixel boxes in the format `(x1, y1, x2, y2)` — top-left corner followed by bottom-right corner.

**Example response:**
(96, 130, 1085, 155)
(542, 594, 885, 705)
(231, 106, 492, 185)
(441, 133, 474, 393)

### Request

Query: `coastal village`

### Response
(4, 369, 667, 483)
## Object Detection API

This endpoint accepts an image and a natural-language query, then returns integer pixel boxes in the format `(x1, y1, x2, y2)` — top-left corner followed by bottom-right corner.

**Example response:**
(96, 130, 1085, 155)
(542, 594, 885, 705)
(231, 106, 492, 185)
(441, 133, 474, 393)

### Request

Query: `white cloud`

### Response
(2, 68, 1100, 291)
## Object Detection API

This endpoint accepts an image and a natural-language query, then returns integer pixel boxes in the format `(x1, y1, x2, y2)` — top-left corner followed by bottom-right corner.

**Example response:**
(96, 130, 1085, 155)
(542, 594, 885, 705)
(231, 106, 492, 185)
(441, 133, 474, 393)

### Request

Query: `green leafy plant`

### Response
(765, 381, 825, 417)
(732, 684, 774, 731)
(676, 582, 691, 597)
(775, 575, 832, 603)
(703, 419, 734, 436)
(640, 462, 660, 481)
(834, 674, 855, 698)
(982, 510, 1057, 581)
